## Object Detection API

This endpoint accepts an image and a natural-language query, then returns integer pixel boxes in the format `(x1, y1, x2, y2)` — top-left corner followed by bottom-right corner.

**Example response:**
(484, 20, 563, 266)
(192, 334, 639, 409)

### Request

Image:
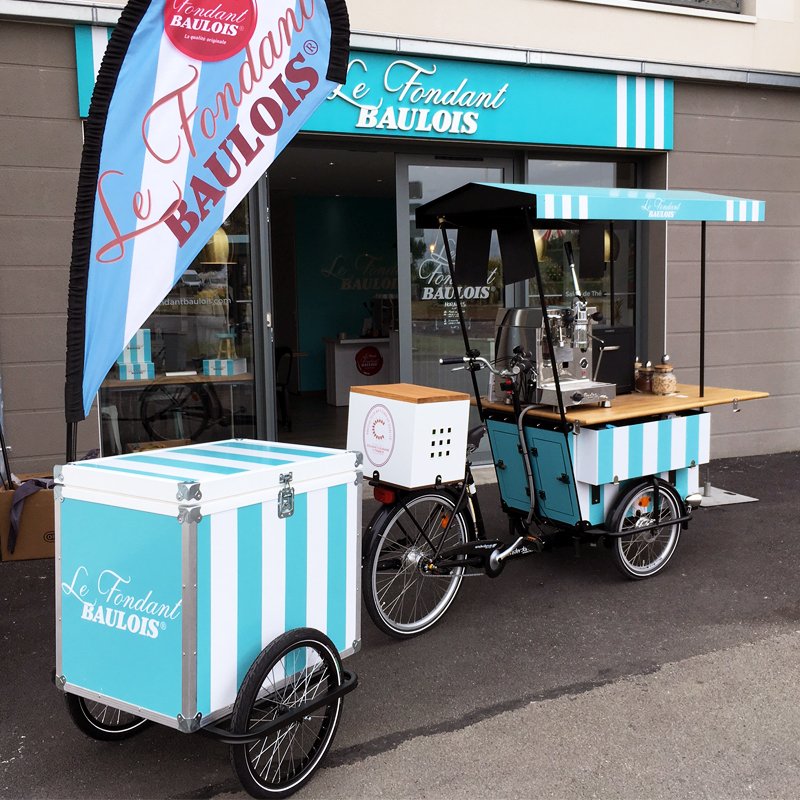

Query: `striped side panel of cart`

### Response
(195, 482, 359, 719)
(576, 412, 710, 487)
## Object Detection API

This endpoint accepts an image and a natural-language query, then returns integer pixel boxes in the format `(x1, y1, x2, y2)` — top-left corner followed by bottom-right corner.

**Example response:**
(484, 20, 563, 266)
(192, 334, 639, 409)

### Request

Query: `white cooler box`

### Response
(55, 439, 362, 731)
(347, 383, 470, 488)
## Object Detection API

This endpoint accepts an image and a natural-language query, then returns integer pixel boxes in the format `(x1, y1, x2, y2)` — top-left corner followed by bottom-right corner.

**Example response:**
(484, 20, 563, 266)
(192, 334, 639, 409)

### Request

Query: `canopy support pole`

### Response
(609, 221, 615, 326)
(700, 221, 707, 398)
(439, 219, 484, 420)
(523, 208, 584, 525)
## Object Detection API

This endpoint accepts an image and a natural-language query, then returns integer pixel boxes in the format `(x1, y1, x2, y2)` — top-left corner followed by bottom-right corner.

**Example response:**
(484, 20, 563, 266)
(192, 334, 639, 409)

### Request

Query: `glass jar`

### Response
(652, 364, 677, 395)
(635, 364, 653, 393)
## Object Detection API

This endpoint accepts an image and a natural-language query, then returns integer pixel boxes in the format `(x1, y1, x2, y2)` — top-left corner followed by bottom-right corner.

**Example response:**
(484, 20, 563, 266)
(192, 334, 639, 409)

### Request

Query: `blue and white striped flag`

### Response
(66, 0, 349, 421)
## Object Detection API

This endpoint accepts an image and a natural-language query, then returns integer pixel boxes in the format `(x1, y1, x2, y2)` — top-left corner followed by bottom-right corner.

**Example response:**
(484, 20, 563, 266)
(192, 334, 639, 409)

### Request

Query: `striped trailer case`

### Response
(575, 412, 710, 526)
(54, 439, 362, 731)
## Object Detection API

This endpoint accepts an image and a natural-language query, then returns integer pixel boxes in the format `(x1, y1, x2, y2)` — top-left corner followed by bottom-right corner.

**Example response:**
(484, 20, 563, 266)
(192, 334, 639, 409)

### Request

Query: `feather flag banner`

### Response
(66, 0, 349, 421)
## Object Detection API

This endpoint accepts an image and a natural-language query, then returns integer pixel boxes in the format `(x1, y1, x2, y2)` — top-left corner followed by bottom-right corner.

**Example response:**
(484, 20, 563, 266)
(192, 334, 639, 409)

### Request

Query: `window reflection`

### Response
(526, 159, 636, 328)
(98, 199, 256, 454)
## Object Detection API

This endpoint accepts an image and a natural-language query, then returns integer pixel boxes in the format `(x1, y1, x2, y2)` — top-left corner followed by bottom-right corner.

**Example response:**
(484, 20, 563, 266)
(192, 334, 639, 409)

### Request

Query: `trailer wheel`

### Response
(609, 480, 682, 579)
(64, 693, 150, 741)
(230, 628, 344, 798)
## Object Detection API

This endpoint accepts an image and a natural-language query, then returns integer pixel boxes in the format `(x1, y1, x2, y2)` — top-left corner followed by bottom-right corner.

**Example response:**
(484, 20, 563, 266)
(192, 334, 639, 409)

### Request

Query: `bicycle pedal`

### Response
(523, 534, 544, 552)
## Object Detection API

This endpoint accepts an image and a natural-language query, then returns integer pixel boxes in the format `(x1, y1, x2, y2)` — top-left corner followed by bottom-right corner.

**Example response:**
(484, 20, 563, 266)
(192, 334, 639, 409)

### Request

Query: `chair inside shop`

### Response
(275, 346, 293, 431)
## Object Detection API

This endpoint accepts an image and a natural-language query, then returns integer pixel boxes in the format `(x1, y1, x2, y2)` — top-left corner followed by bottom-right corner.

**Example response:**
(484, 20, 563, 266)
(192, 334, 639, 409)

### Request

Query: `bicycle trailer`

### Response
(54, 438, 362, 796)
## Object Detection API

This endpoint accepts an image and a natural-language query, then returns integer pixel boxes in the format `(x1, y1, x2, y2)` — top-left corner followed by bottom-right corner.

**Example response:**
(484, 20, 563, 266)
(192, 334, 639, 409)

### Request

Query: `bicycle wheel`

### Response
(363, 491, 469, 638)
(64, 693, 150, 741)
(140, 383, 213, 441)
(229, 628, 343, 799)
(610, 480, 682, 579)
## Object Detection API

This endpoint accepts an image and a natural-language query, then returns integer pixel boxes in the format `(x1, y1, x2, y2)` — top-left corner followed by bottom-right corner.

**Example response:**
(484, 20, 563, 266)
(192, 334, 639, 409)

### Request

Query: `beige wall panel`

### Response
(668, 224, 793, 263)
(0, 267, 68, 316)
(349, 0, 800, 74)
(0, 167, 80, 218)
(711, 427, 799, 458)
(0, 118, 82, 169)
(0, 64, 78, 120)
(0, 219, 74, 267)
(675, 115, 800, 158)
(669, 152, 800, 191)
(1, 364, 62, 412)
(0, 315, 66, 364)
(674, 85, 800, 121)
(667, 296, 795, 332)
(710, 395, 794, 435)
(703, 363, 800, 395)
(667, 329, 792, 368)
(0, 21, 75, 68)
(667, 260, 793, 298)
(3, 408, 99, 473)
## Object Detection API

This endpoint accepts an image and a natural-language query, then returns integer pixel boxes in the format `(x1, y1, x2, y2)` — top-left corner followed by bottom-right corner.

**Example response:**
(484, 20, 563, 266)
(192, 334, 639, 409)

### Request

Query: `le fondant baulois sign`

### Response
(66, 1, 349, 422)
(303, 52, 673, 150)
(76, 37, 673, 150)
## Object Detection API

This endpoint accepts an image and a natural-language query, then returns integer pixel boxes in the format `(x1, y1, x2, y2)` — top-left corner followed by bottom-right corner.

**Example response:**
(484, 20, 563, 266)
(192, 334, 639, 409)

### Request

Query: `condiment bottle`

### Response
(636, 361, 654, 393)
(652, 354, 677, 395)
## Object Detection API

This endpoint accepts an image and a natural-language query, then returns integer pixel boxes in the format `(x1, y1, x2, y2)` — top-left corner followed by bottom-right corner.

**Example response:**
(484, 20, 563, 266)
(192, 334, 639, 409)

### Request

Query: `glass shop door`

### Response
(396, 155, 514, 462)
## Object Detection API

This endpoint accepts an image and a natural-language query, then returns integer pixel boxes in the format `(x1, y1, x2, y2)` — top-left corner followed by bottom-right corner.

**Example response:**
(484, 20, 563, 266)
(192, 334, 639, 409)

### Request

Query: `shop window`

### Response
(97, 199, 256, 454)
(525, 159, 637, 328)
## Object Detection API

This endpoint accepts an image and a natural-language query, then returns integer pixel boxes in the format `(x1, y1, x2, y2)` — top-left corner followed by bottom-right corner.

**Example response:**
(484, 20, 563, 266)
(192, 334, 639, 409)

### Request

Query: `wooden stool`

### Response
(216, 333, 237, 360)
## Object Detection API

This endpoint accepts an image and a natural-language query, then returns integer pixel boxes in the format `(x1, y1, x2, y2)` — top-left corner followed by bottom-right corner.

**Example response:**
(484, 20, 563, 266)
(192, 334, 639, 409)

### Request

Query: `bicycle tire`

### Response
(363, 490, 470, 638)
(229, 628, 343, 798)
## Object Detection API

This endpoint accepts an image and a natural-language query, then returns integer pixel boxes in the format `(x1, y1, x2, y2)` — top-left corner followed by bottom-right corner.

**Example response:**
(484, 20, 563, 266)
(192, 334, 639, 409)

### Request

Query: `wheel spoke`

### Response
(236, 638, 341, 792)
(614, 486, 680, 577)
(367, 494, 467, 635)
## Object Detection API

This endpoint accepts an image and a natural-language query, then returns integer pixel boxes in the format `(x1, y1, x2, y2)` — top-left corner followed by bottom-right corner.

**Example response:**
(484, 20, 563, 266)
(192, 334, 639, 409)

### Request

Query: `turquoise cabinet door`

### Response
(526, 430, 579, 526)
(486, 422, 531, 512)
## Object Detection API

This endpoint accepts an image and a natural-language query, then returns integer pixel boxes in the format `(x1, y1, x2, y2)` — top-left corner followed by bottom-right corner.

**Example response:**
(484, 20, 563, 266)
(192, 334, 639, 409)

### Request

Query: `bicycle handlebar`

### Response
(439, 355, 526, 378)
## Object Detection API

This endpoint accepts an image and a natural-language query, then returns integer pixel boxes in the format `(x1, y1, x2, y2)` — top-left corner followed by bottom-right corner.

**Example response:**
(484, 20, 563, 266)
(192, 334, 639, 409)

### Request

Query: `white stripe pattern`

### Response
(616, 75, 627, 148)
(612, 424, 629, 482)
(124, 40, 202, 343)
(671, 416, 687, 468)
(306, 488, 328, 634)
(561, 194, 573, 219)
(641, 422, 659, 477)
(654, 79, 665, 149)
(544, 193, 556, 218)
(578, 195, 589, 219)
(635, 77, 646, 149)
(210, 509, 238, 712)
(261, 498, 286, 684)
(90, 27, 109, 79)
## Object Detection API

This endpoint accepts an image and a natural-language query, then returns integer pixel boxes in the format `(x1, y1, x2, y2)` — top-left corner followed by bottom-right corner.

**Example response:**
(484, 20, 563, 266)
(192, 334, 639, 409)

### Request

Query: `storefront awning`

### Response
(415, 182, 765, 229)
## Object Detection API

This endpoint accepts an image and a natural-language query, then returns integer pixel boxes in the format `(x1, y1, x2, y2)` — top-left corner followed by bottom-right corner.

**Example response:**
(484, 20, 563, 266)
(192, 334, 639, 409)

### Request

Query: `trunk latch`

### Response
(278, 472, 295, 518)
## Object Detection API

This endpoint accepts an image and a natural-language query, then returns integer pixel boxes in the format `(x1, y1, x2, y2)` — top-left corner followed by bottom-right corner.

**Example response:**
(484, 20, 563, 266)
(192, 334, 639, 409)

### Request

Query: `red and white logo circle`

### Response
(164, 0, 257, 62)
(363, 404, 395, 468)
(355, 346, 384, 377)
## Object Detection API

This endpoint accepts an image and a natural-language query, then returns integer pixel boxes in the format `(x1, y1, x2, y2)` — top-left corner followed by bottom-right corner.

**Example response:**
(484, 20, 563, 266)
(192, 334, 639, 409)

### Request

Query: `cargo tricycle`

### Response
(353, 182, 768, 639)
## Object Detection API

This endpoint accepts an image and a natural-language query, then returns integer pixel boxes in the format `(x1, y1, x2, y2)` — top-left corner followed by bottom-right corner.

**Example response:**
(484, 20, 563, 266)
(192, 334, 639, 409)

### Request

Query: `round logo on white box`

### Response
(363, 404, 395, 467)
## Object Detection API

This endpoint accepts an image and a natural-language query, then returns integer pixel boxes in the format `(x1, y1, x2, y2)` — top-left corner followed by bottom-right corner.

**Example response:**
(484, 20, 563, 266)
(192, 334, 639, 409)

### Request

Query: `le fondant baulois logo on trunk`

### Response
(65, 0, 349, 422)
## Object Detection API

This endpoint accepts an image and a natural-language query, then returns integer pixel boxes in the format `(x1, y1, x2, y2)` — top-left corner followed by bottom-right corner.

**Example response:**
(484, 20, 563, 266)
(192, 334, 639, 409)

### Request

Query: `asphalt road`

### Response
(2, 451, 798, 799)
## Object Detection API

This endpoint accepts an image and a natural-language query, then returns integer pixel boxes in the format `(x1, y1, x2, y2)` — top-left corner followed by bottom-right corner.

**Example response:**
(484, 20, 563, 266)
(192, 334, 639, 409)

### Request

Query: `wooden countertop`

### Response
(480, 384, 769, 426)
(351, 383, 471, 404)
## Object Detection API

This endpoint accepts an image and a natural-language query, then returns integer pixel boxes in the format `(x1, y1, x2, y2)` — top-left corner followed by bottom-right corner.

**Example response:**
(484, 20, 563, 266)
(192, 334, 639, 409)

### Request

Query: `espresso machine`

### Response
(491, 244, 616, 409)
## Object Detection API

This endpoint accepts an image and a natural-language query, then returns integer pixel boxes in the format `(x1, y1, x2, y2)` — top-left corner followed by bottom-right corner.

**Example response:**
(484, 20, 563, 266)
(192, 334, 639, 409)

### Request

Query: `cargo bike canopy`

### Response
(414, 182, 766, 405)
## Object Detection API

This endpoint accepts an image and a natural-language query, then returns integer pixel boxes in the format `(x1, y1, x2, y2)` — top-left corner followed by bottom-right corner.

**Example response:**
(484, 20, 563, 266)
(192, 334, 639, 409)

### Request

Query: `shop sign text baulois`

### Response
(304, 51, 674, 150)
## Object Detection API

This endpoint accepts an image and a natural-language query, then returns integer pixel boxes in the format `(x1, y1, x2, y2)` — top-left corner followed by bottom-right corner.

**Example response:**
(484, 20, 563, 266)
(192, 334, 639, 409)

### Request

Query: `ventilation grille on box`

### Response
(430, 426, 452, 459)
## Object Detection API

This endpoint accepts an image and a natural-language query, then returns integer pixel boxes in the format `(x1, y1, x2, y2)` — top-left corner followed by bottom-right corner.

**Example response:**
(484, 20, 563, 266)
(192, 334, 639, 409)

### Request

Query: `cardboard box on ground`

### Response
(0, 474, 55, 561)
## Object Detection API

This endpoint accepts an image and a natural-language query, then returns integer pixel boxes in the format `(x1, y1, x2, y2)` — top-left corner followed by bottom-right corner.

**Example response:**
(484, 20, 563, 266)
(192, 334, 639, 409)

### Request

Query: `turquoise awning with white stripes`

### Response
(415, 183, 765, 228)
